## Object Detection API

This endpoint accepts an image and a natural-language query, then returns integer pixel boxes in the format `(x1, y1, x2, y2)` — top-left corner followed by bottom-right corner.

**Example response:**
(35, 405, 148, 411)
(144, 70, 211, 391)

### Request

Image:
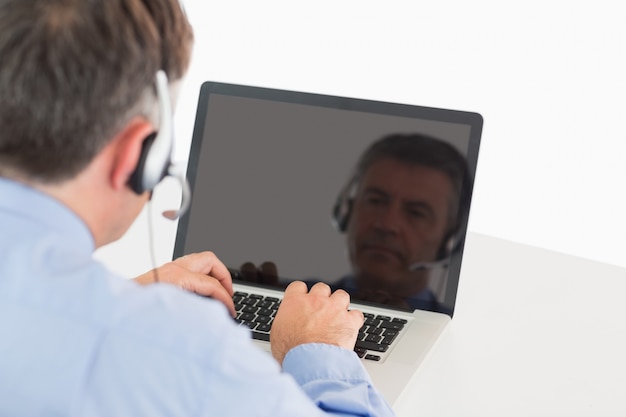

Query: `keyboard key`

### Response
(256, 323, 271, 332)
(381, 335, 397, 345)
(354, 347, 367, 358)
(364, 334, 382, 343)
(355, 340, 389, 353)
(251, 331, 270, 342)
(392, 317, 408, 324)
(364, 354, 381, 361)
(380, 320, 404, 331)
(239, 312, 255, 321)
(242, 298, 258, 306)
(364, 318, 381, 327)
(254, 315, 272, 324)
(242, 321, 257, 330)
(257, 308, 274, 316)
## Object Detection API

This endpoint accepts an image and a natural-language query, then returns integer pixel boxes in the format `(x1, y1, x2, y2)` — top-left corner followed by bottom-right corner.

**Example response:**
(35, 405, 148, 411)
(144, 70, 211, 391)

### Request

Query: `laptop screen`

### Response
(174, 82, 482, 316)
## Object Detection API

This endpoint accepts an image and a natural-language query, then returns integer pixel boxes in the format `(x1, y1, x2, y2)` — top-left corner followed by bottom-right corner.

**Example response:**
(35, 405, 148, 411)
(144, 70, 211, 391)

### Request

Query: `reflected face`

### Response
(346, 158, 455, 292)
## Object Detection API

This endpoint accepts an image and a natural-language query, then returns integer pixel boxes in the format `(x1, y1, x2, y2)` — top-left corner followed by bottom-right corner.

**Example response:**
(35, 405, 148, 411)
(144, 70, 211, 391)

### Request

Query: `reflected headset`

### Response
(331, 154, 472, 270)
(128, 70, 190, 220)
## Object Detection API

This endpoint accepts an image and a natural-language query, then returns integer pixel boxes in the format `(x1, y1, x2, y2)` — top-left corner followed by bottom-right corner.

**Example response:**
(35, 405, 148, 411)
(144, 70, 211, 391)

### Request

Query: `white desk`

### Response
(97, 226, 626, 415)
(393, 232, 626, 416)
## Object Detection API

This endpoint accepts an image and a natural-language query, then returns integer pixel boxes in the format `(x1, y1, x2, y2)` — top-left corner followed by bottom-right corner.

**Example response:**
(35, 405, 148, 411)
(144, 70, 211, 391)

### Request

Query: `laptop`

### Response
(173, 81, 483, 404)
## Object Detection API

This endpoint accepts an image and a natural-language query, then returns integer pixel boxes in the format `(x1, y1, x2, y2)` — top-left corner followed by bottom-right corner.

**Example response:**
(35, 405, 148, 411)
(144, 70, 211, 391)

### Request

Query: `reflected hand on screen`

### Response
(237, 261, 280, 286)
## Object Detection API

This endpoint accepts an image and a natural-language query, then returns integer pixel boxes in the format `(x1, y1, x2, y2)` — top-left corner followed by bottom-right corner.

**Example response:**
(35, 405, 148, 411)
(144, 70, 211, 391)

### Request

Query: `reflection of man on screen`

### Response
(330, 133, 471, 313)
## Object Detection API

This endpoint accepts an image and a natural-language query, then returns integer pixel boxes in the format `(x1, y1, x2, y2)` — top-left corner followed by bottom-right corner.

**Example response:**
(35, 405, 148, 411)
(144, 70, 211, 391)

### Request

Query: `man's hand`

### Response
(134, 251, 236, 317)
(270, 281, 364, 365)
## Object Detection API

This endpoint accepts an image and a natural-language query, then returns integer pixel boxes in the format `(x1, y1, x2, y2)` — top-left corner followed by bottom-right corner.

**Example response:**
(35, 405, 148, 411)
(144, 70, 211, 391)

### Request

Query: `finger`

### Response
(347, 309, 365, 328)
(309, 282, 332, 297)
(329, 288, 351, 309)
(240, 262, 259, 283)
(175, 252, 233, 296)
(184, 273, 237, 317)
(133, 269, 157, 285)
(283, 280, 308, 297)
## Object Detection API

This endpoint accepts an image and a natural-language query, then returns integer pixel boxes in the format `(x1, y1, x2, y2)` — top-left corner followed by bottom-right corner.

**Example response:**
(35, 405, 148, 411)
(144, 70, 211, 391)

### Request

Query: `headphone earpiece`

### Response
(436, 231, 456, 260)
(128, 71, 173, 196)
(126, 70, 191, 220)
(129, 132, 158, 194)
(331, 177, 357, 233)
(332, 195, 353, 233)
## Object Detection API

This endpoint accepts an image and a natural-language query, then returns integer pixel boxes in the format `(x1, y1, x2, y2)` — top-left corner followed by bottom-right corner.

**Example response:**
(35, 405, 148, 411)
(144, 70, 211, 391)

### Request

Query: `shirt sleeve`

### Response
(283, 344, 395, 417)
(79, 289, 395, 417)
(196, 318, 395, 417)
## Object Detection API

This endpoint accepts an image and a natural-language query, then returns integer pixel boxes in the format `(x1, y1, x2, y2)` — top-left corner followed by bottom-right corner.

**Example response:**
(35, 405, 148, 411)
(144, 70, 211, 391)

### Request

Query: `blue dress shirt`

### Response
(0, 178, 394, 417)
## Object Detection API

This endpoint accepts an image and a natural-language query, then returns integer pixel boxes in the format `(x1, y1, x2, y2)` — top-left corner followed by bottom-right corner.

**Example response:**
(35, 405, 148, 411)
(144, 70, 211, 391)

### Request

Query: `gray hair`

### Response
(0, 0, 193, 182)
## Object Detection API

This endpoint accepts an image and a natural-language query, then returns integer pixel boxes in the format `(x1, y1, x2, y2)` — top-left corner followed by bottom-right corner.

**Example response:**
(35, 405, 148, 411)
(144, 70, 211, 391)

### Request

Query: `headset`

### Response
(331, 162, 472, 272)
(128, 70, 190, 220)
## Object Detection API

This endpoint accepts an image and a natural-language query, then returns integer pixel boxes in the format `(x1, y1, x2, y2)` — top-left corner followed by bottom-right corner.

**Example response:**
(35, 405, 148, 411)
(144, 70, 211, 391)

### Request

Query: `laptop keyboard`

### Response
(233, 291, 407, 361)
(233, 291, 279, 342)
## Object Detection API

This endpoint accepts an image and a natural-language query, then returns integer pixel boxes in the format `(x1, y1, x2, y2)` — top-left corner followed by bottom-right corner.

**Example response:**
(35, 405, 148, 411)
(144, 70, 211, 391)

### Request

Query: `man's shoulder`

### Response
(3, 252, 242, 363)
(105, 281, 242, 359)
(0, 258, 253, 414)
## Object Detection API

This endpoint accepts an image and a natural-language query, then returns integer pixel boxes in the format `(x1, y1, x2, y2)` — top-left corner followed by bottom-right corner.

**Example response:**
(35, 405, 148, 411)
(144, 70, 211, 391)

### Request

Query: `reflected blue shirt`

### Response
(0, 178, 394, 417)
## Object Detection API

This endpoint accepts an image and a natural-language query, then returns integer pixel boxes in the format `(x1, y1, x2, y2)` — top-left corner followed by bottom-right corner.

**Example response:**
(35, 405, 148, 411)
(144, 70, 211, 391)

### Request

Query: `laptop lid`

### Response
(173, 82, 482, 317)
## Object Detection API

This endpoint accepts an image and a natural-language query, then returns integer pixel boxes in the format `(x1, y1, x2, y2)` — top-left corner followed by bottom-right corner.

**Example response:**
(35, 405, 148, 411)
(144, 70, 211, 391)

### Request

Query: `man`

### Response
(331, 133, 471, 312)
(0, 1, 393, 416)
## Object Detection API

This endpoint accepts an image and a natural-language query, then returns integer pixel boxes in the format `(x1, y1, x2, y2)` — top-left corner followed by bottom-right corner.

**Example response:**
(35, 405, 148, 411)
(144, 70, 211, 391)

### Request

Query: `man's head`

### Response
(335, 133, 471, 295)
(0, 0, 192, 181)
(0, 0, 193, 245)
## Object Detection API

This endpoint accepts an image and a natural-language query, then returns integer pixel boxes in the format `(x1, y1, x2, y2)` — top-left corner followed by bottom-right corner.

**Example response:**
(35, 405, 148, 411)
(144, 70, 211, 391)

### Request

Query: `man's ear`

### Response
(109, 118, 155, 192)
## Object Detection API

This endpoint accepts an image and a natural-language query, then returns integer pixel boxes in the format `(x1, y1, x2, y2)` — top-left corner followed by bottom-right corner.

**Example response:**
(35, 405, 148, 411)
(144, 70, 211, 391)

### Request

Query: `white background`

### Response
(96, 0, 626, 276)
